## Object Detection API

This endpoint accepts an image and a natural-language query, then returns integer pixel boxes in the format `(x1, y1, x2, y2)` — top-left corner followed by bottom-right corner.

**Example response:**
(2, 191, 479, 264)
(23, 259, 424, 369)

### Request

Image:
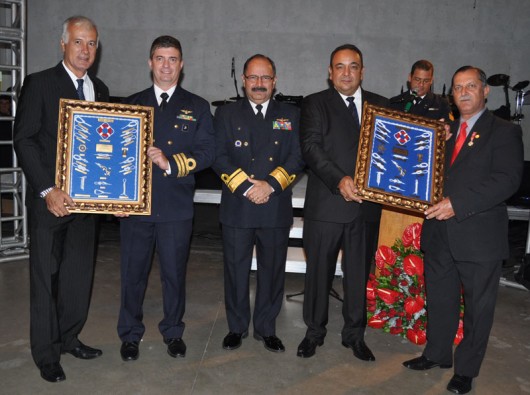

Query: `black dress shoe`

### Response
(63, 341, 102, 359)
(165, 338, 186, 358)
(40, 362, 66, 382)
(222, 331, 248, 350)
(296, 337, 323, 358)
(447, 374, 473, 394)
(120, 341, 139, 361)
(253, 333, 285, 353)
(342, 340, 375, 361)
(402, 355, 452, 370)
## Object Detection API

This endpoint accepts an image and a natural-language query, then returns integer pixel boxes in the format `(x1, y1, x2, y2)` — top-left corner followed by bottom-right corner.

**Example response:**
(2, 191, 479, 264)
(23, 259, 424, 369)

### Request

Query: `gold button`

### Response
(244, 141, 248, 146)
(174, 124, 179, 129)
(237, 127, 241, 131)
(168, 140, 173, 145)
(274, 141, 279, 145)
(251, 158, 255, 161)
(163, 173, 167, 177)
(250, 174, 255, 178)
(269, 157, 273, 161)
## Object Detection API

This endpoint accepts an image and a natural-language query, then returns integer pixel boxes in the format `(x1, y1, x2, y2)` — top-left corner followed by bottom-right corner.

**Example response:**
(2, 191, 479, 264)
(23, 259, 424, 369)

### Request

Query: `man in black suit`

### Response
(213, 54, 304, 352)
(390, 59, 452, 121)
(14, 16, 109, 383)
(297, 44, 387, 360)
(117, 36, 215, 362)
(403, 66, 523, 394)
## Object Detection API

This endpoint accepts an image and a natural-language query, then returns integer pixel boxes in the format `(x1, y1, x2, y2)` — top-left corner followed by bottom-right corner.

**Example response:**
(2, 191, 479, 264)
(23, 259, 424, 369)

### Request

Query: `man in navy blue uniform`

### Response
(213, 54, 305, 352)
(389, 59, 452, 121)
(117, 36, 215, 361)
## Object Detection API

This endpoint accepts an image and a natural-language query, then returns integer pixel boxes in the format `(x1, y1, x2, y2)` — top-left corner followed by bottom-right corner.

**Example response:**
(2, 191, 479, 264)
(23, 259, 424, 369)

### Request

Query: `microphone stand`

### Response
(232, 57, 242, 100)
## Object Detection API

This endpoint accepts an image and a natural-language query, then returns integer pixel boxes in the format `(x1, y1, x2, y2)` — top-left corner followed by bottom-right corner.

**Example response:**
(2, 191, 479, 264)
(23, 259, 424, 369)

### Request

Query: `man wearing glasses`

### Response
(403, 66, 523, 394)
(390, 59, 452, 121)
(213, 54, 304, 353)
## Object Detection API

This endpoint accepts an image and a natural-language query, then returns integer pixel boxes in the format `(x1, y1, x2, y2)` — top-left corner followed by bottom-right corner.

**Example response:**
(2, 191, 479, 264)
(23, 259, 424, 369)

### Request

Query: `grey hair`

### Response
(61, 15, 99, 46)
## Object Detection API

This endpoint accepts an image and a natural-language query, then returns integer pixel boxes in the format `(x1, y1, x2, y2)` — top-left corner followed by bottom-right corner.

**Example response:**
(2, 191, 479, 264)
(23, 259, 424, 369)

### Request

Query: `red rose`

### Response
(406, 328, 427, 345)
(375, 245, 397, 268)
(390, 327, 403, 335)
(376, 288, 401, 305)
(404, 295, 425, 315)
(390, 278, 398, 287)
(380, 268, 392, 277)
(403, 254, 424, 276)
(368, 315, 386, 329)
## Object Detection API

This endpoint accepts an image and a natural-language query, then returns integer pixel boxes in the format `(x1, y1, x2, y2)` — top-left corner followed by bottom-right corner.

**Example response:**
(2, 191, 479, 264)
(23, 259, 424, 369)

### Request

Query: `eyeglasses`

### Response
(244, 75, 274, 82)
(412, 77, 432, 85)
(453, 82, 480, 93)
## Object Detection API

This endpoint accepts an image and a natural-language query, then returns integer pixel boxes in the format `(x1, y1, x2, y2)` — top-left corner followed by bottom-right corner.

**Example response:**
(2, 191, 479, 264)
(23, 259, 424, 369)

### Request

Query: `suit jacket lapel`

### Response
(450, 110, 490, 168)
(54, 63, 78, 99)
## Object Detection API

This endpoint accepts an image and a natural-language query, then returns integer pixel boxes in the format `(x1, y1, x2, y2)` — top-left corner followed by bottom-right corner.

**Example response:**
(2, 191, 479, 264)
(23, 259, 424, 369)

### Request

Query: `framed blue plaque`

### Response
(354, 103, 446, 213)
(56, 99, 154, 214)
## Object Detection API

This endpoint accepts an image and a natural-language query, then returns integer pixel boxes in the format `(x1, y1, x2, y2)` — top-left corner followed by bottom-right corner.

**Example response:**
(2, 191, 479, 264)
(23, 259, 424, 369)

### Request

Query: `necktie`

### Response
(76, 78, 85, 100)
(450, 122, 468, 165)
(160, 92, 169, 111)
(346, 97, 360, 126)
(256, 104, 264, 120)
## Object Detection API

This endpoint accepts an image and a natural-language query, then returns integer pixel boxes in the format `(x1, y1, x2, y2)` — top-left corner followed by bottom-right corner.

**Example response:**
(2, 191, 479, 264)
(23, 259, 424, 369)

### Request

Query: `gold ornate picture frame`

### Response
(55, 99, 154, 215)
(354, 103, 446, 213)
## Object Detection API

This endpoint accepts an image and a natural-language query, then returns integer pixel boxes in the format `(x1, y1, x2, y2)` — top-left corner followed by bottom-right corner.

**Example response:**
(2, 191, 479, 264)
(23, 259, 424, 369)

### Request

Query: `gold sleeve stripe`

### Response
(172, 153, 197, 178)
(269, 167, 296, 191)
(221, 168, 249, 193)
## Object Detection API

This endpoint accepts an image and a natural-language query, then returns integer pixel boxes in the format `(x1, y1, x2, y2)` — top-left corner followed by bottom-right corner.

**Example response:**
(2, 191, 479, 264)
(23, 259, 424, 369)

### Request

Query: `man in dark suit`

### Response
(117, 36, 215, 362)
(14, 16, 109, 383)
(403, 66, 523, 394)
(213, 54, 304, 353)
(390, 59, 453, 121)
(297, 44, 387, 361)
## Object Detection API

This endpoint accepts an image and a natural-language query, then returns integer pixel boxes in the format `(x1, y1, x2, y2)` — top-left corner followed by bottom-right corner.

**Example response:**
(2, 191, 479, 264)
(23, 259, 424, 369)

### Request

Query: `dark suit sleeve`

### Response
(451, 121, 523, 221)
(212, 106, 253, 196)
(299, 94, 347, 194)
(13, 74, 52, 193)
(167, 98, 215, 178)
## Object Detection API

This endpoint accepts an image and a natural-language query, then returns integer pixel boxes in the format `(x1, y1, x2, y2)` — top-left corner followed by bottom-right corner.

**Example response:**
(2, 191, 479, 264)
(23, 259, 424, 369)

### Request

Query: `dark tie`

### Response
(346, 97, 360, 126)
(160, 92, 169, 111)
(76, 78, 85, 100)
(450, 122, 468, 165)
(256, 104, 264, 120)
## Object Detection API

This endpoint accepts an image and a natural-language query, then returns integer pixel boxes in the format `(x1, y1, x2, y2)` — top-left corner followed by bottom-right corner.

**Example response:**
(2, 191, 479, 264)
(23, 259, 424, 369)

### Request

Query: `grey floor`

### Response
(1, 206, 530, 395)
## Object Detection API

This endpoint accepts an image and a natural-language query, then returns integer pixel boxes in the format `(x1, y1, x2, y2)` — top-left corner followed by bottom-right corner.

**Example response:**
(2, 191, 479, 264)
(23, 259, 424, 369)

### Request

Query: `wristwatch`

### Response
(39, 186, 55, 199)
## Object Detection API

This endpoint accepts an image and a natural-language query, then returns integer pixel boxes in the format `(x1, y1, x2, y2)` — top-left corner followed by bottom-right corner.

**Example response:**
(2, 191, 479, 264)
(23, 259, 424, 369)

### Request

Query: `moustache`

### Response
(251, 87, 268, 92)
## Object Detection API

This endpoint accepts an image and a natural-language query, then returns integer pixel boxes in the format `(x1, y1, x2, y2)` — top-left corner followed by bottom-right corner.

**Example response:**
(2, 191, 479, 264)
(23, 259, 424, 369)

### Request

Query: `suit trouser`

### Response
(302, 218, 367, 343)
(222, 225, 290, 336)
(117, 219, 192, 342)
(423, 225, 501, 377)
(29, 208, 96, 367)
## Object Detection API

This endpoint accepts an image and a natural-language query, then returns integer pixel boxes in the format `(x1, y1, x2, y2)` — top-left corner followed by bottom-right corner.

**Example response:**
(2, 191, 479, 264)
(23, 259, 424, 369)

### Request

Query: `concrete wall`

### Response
(27, 0, 530, 158)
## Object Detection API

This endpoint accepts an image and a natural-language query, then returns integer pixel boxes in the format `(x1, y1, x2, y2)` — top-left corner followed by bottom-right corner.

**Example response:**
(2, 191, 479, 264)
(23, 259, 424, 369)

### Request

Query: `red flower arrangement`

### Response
(367, 222, 464, 345)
